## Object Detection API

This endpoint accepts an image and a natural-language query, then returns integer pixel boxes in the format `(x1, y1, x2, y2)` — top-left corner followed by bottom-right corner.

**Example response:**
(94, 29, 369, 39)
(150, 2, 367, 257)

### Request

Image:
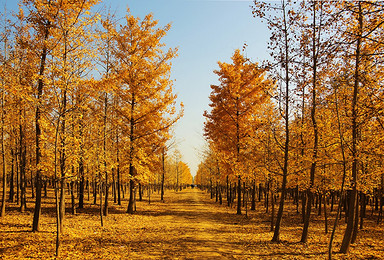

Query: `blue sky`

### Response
(1, 0, 270, 176)
(121, 0, 270, 176)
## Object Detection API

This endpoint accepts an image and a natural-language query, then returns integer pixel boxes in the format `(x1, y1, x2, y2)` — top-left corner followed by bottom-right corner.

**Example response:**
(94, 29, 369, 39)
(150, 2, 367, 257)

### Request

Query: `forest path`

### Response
(132, 188, 254, 259)
(2, 187, 383, 259)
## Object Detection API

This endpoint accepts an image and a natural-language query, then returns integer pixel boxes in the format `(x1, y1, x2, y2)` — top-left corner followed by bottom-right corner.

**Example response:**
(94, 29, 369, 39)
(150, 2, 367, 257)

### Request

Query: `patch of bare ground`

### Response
(0, 188, 383, 259)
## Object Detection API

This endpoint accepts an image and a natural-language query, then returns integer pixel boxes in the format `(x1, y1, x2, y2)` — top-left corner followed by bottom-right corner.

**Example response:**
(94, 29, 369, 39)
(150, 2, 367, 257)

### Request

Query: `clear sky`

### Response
(117, 0, 270, 176)
(1, 0, 270, 176)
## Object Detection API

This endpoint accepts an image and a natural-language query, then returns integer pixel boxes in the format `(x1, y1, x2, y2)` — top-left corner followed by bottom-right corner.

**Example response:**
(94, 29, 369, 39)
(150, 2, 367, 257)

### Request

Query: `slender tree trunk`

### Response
(301, 192, 306, 223)
(78, 118, 85, 209)
(227, 176, 230, 206)
(271, 0, 290, 242)
(127, 177, 135, 214)
(93, 180, 97, 205)
(139, 183, 142, 202)
(70, 181, 76, 215)
(300, 1, 319, 243)
(271, 187, 275, 232)
(228, 182, 232, 207)
(19, 121, 26, 212)
(55, 179, 60, 257)
(59, 88, 67, 233)
(99, 178, 103, 227)
(237, 175, 241, 215)
(216, 182, 218, 203)
(117, 132, 121, 206)
(251, 180, 256, 210)
(324, 193, 328, 234)
(351, 193, 359, 243)
(329, 53, 351, 260)
(219, 185, 222, 205)
(103, 93, 108, 216)
(0, 88, 6, 217)
(31, 171, 35, 199)
(16, 153, 19, 205)
(103, 180, 109, 216)
(127, 92, 136, 213)
(113, 169, 116, 203)
(161, 148, 165, 202)
(32, 24, 50, 232)
(340, 2, 362, 253)
(9, 149, 15, 203)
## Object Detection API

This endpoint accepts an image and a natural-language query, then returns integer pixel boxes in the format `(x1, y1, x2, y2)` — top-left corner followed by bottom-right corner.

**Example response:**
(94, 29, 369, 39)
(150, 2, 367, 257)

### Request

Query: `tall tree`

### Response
(204, 49, 271, 215)
(22, 0, 57, 232)
(252, 0, 300, 242)
(109, 10, 182, 214)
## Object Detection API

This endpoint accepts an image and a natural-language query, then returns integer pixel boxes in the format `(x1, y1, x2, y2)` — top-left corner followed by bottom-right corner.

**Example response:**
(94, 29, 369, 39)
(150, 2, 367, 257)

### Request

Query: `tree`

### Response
(336, 1, 384, 253)
(109, 10, 182, 214)
(297, 0, 338, 243)
(252, 0, 301, 242)
(22, 0, 57, 232)
(0, 6, 13, 217)
(204, 49, 271, 215)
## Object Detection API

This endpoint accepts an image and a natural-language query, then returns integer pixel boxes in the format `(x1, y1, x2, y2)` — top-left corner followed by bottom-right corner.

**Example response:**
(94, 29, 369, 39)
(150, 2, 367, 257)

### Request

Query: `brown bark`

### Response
(340, 1, 362, 253)
(32, 23, 50, 232)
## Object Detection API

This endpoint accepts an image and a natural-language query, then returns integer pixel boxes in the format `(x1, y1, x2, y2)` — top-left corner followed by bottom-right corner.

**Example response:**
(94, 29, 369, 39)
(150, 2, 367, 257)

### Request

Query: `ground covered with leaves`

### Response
(0, 188, 383, 259)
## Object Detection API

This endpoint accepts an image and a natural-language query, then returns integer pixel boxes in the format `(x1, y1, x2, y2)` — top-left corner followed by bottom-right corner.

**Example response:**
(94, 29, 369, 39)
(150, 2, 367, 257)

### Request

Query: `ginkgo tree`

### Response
(108, 10, 183, 214)
(204, 49, 272, 215)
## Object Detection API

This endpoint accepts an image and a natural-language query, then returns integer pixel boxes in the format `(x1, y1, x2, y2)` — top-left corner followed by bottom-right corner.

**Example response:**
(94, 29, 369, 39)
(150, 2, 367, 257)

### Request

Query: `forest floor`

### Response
(0, 187, 383, 259)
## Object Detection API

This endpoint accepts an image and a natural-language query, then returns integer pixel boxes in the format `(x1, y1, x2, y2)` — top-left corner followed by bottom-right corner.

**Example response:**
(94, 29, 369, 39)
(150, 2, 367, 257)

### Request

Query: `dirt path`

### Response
(129, 188, 253, 259)
(2, 187, 383, 259)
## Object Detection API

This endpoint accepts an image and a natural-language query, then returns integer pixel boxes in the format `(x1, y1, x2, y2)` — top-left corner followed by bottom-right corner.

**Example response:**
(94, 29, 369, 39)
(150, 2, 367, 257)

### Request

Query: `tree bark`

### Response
(340, 1, 362, 253)
(251, 180, 256, 210)
(32, 24, 50, 232)
(236, 175, 241, 215)
(127, 177, 135, 214)
(271, 0, 290, 242)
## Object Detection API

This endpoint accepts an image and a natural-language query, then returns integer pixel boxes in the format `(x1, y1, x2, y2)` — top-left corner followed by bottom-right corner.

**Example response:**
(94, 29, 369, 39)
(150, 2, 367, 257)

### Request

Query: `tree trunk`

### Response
(161, 148, 165, 202)
(103, 181, 109, 216)
(301, 190, 313, 243)
(9, 149, 15, 203)
(301, 192, 306, 223)
(113, 169, 116, 203)
(54, 179, 61, 257)
(32, 20, 51, 231)
(127, 178, 135, 214)
(251, 180, 256, 211)
(59, 177, 65, 233)
(219, 185, 222, 205)
(139, 183, 142, 202)
(351, 193, 359, 244)
(227, 176, 230, 207)
(271, 187, 275, 232)
(70, 181, 76, 215)
(16, 154, 19, 205)
(271, 0, 290, 242)
(236, 175, 241, 215)
(99, 180, 103, 227)
(340, 2, 362, 253)
(324, 193, 328, 234)
(19, 134, 26, 212)
(78, 118, 85, 209)
(228, 182, 232, 207)
(215, 182, 218, 202)
(79, 175, 84, 209)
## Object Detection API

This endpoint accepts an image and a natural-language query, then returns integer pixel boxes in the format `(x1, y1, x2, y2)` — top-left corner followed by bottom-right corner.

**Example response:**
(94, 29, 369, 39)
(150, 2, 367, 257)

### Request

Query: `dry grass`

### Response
(0, 188, 383, 259)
